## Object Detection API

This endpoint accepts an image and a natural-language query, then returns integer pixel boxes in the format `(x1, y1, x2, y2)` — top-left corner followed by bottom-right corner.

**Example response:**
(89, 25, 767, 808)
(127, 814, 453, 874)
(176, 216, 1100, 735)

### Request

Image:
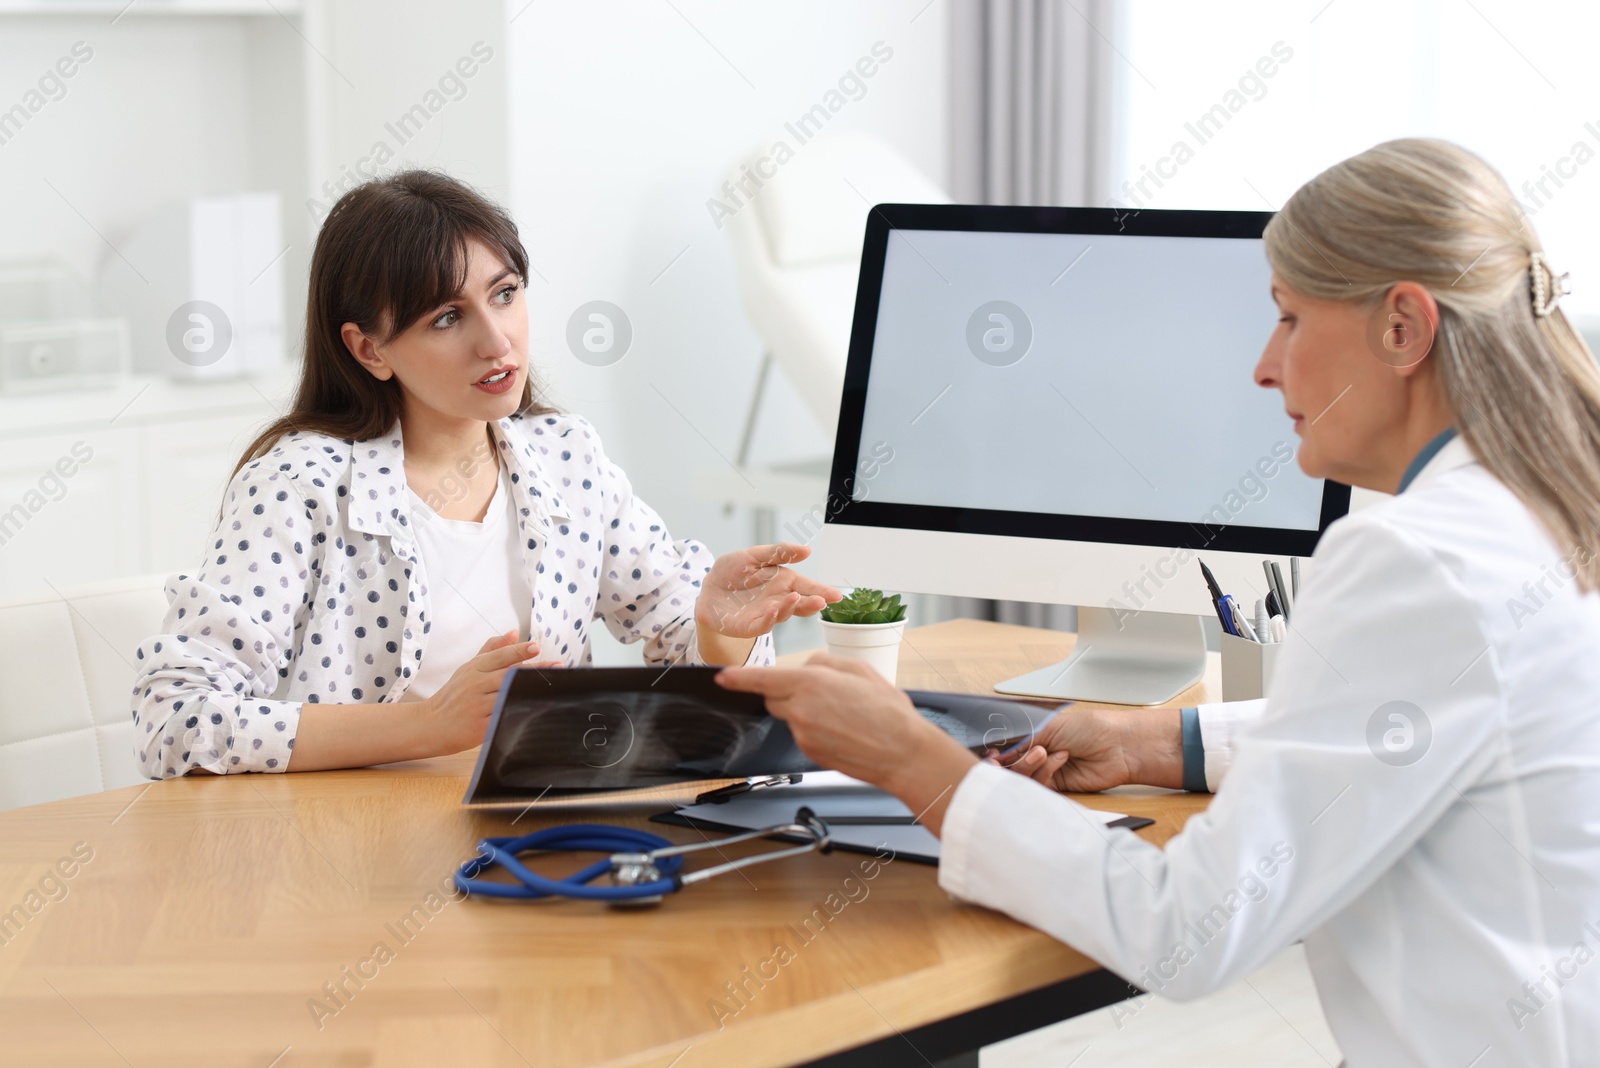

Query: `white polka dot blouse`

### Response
(129, 411, 775, 779)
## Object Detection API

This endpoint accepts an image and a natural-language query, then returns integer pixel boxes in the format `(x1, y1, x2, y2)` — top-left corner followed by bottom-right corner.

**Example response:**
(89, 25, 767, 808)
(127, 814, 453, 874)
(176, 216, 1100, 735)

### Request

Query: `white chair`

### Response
(701, 132, 951, 539)
(0, 573, 168, 811)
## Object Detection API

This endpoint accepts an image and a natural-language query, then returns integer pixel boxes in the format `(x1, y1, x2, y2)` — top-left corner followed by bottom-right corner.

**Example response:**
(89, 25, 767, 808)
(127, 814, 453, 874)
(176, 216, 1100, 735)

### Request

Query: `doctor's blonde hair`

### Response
(1264, 137, 1600, 592)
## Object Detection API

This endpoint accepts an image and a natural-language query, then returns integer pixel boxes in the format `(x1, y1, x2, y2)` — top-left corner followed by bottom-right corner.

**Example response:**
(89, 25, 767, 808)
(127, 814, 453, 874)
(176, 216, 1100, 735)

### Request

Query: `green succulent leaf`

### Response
(821, 587, 907, 625)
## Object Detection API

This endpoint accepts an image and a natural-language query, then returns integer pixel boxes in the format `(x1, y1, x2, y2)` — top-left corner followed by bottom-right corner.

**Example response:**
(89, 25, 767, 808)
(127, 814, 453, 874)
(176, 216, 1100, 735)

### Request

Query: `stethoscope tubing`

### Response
(453, 808, 832, 903)
(454, 824, 684, 901)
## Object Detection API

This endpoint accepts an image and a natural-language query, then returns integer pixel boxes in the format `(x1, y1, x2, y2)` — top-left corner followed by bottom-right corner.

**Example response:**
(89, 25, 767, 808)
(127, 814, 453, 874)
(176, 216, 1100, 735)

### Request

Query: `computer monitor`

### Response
(814, 205, 1350, 705)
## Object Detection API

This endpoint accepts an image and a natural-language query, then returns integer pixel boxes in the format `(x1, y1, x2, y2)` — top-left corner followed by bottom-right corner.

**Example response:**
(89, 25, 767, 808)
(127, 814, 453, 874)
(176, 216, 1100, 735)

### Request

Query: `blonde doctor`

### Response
(718, 139, 1600, 1067)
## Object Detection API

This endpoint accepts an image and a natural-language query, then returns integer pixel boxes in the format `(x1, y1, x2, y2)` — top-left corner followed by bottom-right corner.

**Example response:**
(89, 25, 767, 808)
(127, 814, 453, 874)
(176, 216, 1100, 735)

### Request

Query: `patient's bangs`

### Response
(372, 194, 526, 341)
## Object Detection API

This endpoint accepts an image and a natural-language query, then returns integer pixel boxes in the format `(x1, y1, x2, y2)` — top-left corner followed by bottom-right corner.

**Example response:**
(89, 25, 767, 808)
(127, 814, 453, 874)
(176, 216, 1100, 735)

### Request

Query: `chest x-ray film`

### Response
(462, 666, 1058, 803)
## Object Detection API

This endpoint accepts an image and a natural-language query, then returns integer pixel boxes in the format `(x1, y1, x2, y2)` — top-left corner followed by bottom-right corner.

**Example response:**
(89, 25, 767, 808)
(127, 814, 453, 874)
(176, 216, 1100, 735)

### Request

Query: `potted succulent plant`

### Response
(819, 588, 908, 684)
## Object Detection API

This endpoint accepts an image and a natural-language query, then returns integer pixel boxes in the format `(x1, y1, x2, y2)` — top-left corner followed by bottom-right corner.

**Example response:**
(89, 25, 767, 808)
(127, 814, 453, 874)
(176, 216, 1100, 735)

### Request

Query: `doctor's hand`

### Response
(715, 654, 978, 836)
(990, 706, 1184, 794)
(694, 543, 841, 665)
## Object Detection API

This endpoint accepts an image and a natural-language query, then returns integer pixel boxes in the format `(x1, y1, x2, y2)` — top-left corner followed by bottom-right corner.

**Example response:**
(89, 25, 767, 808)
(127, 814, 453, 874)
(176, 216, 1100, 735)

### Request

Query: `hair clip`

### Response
(1530, 251, 1571, 318)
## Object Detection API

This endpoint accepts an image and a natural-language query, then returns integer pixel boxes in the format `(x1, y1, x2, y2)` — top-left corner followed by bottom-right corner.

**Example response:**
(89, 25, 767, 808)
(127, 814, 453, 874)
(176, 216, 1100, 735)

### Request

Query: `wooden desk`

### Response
(0, 619, 1213, 1068)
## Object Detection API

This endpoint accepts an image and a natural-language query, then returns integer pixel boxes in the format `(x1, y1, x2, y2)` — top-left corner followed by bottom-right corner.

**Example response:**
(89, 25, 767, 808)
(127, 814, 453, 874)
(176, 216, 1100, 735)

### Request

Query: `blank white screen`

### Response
(853, 229, 1325, 531)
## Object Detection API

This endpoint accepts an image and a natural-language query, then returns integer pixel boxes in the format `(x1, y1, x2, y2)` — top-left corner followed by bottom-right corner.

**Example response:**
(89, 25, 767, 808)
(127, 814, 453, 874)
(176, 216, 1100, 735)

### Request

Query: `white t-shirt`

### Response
(400, 458, 533, 701)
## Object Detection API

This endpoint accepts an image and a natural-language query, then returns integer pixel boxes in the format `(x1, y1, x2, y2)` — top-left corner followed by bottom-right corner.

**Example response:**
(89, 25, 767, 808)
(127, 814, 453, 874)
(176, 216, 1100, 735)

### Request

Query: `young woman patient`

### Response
(130, 170, 837, 779)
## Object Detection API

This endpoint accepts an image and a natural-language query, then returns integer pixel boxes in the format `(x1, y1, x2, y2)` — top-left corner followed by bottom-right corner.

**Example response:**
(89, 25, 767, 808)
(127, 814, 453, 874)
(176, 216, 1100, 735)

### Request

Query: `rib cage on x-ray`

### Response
(460, 666, 1057, 803)
(493, 692, 812, 790)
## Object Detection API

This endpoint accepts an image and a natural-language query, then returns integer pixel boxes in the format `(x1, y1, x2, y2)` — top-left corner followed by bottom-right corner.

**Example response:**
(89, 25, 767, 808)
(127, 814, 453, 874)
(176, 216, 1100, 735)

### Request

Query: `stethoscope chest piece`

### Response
(607, 854, 667, 906)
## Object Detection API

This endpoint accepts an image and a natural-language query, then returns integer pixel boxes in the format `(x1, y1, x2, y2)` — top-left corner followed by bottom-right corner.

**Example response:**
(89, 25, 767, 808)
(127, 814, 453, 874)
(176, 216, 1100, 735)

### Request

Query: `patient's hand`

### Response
(695, 542, 841, 639)
(987, 706, 1184, 793)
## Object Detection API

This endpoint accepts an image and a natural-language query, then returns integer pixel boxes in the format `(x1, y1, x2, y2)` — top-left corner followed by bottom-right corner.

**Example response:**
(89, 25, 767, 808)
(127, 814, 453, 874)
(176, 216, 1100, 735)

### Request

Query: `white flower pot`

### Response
(819, 619, 907, 684)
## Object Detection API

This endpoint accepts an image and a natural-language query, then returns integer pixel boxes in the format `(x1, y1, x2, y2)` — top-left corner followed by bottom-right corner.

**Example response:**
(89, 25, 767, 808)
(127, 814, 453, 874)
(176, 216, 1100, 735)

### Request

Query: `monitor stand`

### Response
(994, 608, 1207, 706)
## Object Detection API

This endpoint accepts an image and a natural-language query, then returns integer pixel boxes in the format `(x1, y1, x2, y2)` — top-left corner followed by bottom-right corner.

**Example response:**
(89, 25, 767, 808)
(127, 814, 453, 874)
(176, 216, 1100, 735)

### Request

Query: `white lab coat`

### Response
(1194, 698, 1266, 792)
(937, 436, 1600, 1067)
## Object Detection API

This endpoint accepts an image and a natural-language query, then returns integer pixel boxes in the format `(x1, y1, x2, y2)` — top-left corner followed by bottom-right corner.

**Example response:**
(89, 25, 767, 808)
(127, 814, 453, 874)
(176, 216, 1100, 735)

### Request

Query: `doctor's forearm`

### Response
(882, 727, 981, 837)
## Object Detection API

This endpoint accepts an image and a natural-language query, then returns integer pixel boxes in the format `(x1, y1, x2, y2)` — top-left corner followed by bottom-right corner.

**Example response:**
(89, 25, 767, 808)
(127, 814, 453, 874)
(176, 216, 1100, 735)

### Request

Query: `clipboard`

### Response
(650, 771, 1155, 866)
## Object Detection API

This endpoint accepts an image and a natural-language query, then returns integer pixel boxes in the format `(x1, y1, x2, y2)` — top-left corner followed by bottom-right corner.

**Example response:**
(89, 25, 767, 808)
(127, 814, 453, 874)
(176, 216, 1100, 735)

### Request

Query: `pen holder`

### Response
(1220, 632, 1281, 702)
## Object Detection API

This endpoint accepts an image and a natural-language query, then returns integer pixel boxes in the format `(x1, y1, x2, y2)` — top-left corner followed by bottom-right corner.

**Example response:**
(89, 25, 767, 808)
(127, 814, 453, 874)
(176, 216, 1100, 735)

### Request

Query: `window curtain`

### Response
(917, 0, 1114, 633)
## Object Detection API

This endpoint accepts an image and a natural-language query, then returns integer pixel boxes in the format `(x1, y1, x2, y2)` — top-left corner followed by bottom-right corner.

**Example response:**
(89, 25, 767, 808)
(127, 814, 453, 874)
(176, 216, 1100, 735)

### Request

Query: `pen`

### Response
(1198, 559, 1232, 633)
(1264, 560, 1289, 625)
(1269, 614, 1287, 642)
(1291, 557, 1301, 603)
(1217, 594, 1240, 637)
(815, 814, 1156, 829)
(1255, 598, 1269, 640)
(1232, 599, 1259, 642)
(1262, 560, 1285, 623)
(1269, 561, 1290, 624)
(695, 773, 804, 804)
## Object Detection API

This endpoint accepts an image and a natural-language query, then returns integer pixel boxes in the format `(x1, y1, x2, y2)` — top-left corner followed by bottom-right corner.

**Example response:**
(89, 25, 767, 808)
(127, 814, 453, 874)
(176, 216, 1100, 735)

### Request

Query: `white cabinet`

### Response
(0, 372, 296, 600)
(0, 427, 142, 596)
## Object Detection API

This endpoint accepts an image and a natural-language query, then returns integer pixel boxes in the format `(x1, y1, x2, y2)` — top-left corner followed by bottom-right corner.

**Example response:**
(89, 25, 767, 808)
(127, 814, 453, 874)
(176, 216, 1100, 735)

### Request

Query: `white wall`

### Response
(505, 1, 949, 601)
(316, 0, 511, 205)
(306, 0, 513, 354)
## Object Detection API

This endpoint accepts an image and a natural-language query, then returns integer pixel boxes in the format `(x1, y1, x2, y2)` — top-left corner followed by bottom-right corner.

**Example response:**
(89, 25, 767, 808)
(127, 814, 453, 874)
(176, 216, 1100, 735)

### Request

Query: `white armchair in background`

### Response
(701, 132, 950, 540)
(0, 573, 167, 812)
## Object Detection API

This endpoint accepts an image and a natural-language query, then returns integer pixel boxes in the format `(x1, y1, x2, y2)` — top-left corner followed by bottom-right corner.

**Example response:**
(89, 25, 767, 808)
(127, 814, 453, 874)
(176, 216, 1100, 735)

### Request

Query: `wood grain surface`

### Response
(0, 619, 1215, 1067)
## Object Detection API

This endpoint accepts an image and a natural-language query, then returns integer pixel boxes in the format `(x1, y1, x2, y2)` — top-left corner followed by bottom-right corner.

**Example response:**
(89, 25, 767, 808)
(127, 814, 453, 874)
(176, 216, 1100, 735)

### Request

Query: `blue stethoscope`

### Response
(454, 806, 833, 907)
